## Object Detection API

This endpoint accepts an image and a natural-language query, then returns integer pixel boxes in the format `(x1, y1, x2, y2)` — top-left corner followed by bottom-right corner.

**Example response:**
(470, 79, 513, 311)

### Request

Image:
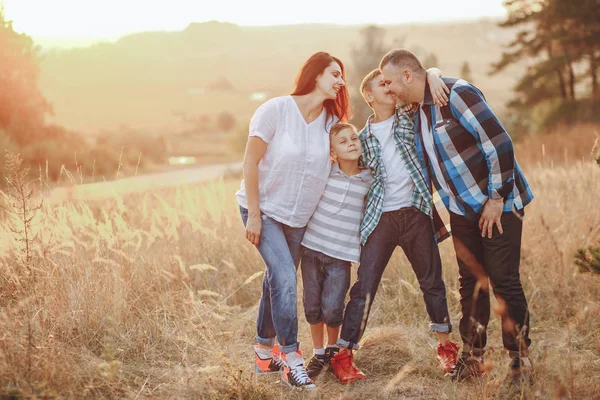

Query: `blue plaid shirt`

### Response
(359, 104, 449, 245)
(415, 77, 534, 220)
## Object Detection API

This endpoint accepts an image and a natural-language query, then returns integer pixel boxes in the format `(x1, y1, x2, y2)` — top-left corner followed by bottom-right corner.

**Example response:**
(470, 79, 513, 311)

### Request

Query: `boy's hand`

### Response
(427, 71, 450, 106)
(246, 213, 262, 246)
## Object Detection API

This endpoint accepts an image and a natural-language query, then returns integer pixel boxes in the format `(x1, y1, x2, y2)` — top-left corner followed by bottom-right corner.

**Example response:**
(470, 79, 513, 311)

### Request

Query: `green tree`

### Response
(0, 7, 52, 145)
(349, 26, 391, 125)
(491, 0, 600, 132)
(217, 112, 236, 132)
(422, 53, 439, 70)
(574, 158, 600, 274)
(460, 61, 474, 83)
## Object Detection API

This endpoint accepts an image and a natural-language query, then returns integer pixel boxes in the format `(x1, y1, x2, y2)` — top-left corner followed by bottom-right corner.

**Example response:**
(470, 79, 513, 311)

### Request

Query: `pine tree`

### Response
(460, 61, 474, 83)
(574, 160, 600, 274)
(422, 53, 439, 70)
(349, 26, 395, 125)
(492, 0, 600, 104)
(575, 243, 600, 274)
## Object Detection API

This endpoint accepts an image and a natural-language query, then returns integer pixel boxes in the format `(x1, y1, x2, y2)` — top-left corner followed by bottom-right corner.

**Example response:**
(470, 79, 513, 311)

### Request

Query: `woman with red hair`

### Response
(236, 52, 349, 390)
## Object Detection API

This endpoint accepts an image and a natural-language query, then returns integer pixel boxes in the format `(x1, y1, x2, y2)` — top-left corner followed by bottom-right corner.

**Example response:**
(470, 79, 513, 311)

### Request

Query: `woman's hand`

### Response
(245, 212, 262, 246)
(426, 68, 450, 107)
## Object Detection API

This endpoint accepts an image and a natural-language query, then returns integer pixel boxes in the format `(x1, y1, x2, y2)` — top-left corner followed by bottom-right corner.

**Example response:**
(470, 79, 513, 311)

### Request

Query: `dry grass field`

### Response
(0, 124, 599, 399)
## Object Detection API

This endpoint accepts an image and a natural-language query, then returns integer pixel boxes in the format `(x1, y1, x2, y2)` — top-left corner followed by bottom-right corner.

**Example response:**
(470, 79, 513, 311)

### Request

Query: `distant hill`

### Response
(39, 19, 523, 134)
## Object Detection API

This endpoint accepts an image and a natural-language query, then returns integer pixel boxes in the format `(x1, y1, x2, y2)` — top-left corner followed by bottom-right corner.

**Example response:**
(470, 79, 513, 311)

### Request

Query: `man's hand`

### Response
(478, 198, 504, 239)
(245, 212, 262, 246)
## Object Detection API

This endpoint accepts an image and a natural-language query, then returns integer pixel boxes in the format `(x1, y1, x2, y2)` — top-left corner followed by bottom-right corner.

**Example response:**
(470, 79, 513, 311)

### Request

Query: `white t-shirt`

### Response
(236, 95, 336, 227)
(419, 108, 462, 215)
(370, 116, 414, 212)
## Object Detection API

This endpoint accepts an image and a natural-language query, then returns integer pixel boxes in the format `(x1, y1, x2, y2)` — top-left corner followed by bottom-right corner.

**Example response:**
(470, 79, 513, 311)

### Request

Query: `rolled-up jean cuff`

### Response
(337, 338, 359, 350)
(463, 344, 485, 357)
(279, 341, 300, 354)
(430, 322, 452, 333)
(255, 335, 276, 348)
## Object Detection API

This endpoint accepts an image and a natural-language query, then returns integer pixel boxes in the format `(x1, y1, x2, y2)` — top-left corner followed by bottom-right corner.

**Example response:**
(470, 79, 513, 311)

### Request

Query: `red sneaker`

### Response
(254, 344, 285, 374)
(331, 350, 366, 384)
(437, 341, 459, 373)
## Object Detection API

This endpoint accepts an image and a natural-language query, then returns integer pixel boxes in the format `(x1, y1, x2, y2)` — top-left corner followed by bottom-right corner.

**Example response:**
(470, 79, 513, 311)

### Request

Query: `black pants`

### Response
(338, 207, 451, 350)
(450, 210, 531, 357)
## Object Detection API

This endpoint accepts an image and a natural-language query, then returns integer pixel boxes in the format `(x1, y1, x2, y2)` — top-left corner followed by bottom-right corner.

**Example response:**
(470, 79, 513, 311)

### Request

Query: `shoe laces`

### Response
(289, 364, 312, 385)
(272, 353, 286, 369)
(307, 355, 325, 369)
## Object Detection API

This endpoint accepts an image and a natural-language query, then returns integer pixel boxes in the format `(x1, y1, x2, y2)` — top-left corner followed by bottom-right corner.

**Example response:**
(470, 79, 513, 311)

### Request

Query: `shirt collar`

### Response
(362, 112, 394, 140)
(331, 161, 371, 182)
(359, 115, 375, 140)
(356, 167, 372, 182)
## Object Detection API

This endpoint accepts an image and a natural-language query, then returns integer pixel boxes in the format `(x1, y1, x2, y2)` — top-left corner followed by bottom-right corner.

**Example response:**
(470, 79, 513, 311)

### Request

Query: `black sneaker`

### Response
(450, 353, 484, 382)
(306, 354, 327, 380)
(325, 346, 340, 362)
(504, 357, 534, 390)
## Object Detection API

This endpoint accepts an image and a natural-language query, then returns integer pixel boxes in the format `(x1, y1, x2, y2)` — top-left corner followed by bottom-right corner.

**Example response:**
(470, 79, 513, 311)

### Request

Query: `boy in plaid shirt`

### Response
(331, 68, 458, 384)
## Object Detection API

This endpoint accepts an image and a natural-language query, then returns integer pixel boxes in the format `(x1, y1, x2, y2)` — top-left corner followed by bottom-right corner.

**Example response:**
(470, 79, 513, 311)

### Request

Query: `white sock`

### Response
(254, 346, 273, 360)
(313, 348, 325, 356)
(285, 351, 304, 367)
(326, 344, 339, 349)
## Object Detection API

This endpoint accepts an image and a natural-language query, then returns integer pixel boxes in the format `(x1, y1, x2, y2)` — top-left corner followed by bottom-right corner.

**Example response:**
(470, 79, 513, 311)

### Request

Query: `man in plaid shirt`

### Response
(330, 68, 459, 384)
(380, 49, 534, 386)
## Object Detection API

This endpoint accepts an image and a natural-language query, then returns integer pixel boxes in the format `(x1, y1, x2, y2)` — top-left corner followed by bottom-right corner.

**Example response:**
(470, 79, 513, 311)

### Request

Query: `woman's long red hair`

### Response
(291, 52, 352, 123)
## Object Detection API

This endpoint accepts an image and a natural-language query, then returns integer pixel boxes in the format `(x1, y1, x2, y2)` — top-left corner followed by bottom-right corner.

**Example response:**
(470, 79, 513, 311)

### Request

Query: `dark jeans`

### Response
(301, 247, 351, 327)
(338, 207, 451, 350)
(239, 206, 306, 354)
(450, 210, 531, 357)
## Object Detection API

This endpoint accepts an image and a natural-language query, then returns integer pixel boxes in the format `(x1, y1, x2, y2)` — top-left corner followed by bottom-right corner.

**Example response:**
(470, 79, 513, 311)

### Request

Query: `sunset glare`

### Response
(4, 0, 506, 39)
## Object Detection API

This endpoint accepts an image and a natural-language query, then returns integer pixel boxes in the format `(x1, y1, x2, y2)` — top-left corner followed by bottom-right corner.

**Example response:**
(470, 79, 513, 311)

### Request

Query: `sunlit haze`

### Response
(4, 0, 506, 39)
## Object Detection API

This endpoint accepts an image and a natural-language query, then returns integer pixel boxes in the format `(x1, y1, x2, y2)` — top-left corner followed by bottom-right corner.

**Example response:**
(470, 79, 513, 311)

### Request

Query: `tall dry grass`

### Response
(0, 125, 599, 399)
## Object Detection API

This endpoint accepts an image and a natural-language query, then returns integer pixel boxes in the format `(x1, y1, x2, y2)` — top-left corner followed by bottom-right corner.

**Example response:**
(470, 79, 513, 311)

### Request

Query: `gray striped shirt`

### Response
(301, 163, 373, 263)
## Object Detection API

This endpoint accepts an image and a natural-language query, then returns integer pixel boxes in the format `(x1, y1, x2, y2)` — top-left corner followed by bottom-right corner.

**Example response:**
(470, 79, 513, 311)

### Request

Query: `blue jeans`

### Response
(301, 247, 351, 327)
(239, 207, 306, 354)
(338, 207, 451, 350)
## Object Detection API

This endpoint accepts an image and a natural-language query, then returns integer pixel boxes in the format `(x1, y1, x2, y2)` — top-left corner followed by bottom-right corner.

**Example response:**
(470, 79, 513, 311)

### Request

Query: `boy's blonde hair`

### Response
(359, 69, 382, 102)
(330, 123, 358, 138)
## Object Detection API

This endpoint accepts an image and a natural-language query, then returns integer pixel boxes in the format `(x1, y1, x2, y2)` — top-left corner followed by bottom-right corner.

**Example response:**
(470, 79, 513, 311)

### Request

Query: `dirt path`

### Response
(45, 161, 242, 203)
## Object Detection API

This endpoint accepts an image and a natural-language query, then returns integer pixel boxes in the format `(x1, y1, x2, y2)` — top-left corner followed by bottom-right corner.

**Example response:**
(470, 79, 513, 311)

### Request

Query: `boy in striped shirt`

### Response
(300, 123, 373, 380)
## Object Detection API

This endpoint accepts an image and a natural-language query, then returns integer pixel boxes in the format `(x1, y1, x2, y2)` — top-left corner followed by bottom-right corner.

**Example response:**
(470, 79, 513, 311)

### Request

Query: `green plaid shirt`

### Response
(359, 103, 449, 245)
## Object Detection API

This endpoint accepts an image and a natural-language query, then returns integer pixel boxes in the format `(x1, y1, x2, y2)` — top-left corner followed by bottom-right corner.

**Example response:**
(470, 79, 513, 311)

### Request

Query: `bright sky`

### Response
(4, 0, 507, 38)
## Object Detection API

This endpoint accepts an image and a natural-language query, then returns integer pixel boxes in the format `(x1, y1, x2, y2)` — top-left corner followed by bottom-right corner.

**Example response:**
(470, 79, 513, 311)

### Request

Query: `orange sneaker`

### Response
(437, 341, 459, 373)
(330, 350, 366, 384)
(254, 344, 285, 374)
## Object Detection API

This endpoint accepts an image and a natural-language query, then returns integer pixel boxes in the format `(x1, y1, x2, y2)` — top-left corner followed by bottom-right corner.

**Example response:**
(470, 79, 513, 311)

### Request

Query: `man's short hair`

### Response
(360, 69, 381, 100)
(379, 49, 425, 74)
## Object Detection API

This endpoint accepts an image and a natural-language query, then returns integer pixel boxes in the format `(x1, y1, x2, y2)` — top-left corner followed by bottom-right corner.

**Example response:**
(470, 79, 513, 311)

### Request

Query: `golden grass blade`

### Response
(242, 271, 263, 286)
(189, 264, 218, 272)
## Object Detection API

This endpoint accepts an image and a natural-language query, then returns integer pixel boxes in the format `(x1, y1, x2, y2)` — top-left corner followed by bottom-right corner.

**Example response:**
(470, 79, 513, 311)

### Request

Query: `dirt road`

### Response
(46, 161, 242, 203)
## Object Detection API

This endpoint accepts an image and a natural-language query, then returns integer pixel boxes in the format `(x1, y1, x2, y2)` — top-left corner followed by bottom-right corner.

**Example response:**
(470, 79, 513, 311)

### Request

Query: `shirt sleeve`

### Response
(249, 97, 280, 144)
(448, 82, 515, 200)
